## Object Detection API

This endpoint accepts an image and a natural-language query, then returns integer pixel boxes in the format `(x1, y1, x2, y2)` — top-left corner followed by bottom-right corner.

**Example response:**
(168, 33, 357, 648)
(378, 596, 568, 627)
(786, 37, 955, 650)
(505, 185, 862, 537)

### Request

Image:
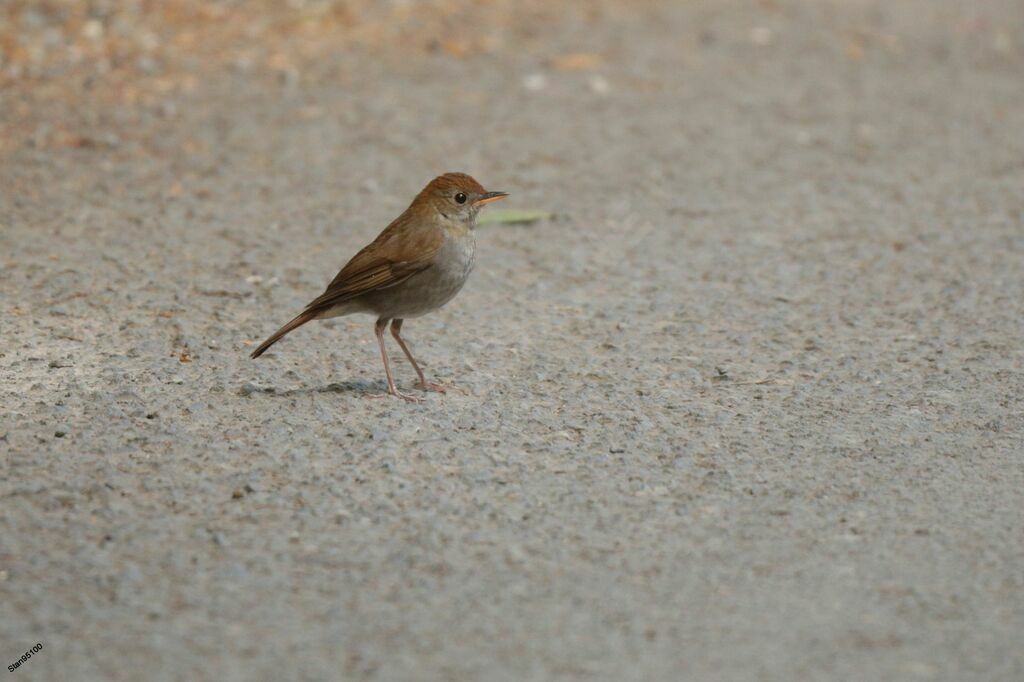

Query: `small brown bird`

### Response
(250, 173, 507, 401)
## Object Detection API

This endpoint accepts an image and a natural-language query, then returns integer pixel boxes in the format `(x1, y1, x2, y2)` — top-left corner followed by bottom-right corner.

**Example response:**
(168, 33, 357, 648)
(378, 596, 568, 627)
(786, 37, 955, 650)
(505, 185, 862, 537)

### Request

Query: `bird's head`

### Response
(411, 172, 508, 226)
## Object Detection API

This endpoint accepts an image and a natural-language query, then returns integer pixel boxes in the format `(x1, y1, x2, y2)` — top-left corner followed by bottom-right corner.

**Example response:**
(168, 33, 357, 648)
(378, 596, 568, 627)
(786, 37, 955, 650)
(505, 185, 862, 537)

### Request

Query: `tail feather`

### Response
(250, 310, 317, 359)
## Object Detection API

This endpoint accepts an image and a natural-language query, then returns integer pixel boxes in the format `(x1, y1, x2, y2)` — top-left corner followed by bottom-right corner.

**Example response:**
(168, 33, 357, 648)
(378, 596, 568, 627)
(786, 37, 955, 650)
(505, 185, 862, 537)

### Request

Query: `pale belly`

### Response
(359, 232, 476, 319)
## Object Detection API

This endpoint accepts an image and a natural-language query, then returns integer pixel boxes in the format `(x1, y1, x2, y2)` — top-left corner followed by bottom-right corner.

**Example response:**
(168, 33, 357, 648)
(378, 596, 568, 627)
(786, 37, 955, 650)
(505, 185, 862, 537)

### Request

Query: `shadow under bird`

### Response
(249, 172, 508, 401)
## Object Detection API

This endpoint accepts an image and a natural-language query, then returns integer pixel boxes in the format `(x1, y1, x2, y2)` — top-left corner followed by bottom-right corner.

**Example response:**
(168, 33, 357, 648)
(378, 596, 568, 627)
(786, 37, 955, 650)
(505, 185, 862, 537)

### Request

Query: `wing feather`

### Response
(302, 212, 444, 314)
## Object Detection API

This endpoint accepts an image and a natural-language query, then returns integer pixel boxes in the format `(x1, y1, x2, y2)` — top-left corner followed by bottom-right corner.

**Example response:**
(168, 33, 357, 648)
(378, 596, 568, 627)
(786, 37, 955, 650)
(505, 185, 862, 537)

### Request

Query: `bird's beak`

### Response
(474, 191, 509, 206)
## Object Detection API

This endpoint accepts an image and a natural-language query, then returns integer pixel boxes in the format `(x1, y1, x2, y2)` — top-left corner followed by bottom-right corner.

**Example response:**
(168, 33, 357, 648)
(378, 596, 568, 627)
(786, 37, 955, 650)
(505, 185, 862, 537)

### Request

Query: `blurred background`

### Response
(1, 0, 639, 153)
(2, 1, 1023, 681)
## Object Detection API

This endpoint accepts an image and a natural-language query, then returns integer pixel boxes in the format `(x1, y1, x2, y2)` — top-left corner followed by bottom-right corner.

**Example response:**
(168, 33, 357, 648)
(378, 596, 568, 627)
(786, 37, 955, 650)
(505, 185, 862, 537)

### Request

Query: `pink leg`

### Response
(371, 318, 422, 402)
(390, 319, 465, 394)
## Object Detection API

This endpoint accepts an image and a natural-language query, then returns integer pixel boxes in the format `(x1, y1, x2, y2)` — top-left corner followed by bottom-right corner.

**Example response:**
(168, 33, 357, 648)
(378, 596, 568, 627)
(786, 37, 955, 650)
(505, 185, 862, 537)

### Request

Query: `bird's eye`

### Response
(454, 192, 467, 204)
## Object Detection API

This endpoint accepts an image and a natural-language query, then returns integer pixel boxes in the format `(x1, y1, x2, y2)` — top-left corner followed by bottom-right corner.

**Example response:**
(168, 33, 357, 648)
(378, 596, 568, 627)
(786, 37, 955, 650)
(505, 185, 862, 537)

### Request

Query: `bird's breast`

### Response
(418, 231, 476, 304)
(434, 229, 476, 281)
(364, 230, 476, 319)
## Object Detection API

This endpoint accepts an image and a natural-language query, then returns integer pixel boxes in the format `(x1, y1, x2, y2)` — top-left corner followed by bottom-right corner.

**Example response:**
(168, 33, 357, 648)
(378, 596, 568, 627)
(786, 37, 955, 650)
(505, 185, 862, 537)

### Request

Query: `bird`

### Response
(249, 172, 508, 401)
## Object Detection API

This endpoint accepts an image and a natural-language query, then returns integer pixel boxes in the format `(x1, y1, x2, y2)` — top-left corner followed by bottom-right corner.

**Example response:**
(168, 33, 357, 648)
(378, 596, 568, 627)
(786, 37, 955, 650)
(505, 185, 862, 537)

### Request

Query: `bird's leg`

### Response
(389, 319, 427, 386)
(370, 318, 421, 402)
(390, 319, 465, 394)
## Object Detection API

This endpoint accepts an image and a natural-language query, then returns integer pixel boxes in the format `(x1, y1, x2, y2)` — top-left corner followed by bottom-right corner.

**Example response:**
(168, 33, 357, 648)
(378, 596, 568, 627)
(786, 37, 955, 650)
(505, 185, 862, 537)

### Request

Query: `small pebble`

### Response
(81, 19, 104, 41)
(750, 26, 774, 46)
(523, 73, 548, 91)
(239, 382, 262, 396)
(589, 75, 611, 95)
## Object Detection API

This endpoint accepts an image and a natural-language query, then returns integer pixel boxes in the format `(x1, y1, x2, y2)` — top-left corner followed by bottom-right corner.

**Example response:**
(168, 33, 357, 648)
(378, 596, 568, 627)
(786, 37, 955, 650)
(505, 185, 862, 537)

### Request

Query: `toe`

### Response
(393, 389, 424, 403)
(415, 381, 464, 394)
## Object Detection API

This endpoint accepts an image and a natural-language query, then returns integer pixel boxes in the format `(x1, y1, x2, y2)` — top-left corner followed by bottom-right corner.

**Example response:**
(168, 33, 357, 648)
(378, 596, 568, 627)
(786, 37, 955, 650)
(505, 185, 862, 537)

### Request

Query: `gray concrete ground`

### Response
(2, 1, 1023, 680)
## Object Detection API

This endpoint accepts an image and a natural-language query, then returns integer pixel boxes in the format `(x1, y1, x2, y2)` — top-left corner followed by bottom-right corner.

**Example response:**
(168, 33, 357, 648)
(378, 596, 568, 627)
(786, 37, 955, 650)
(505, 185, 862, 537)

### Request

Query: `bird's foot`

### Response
(366, 387, 424, 403)
(414, 380, 466, 395)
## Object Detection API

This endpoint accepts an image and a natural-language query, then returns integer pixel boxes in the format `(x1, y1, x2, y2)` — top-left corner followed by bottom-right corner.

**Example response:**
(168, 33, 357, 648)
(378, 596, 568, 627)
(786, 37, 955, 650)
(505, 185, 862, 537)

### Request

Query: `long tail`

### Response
(250, 310, 317, 359)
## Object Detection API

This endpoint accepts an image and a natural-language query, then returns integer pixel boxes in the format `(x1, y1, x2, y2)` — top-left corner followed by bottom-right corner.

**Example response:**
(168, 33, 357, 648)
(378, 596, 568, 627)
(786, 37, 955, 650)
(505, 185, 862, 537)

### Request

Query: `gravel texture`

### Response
(2, 1, 1024, 680)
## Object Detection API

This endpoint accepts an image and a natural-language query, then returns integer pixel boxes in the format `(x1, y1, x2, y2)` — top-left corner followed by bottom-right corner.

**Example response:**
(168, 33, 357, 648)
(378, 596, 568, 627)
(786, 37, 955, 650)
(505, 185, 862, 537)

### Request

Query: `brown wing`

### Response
(302, 212, 444, 314)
